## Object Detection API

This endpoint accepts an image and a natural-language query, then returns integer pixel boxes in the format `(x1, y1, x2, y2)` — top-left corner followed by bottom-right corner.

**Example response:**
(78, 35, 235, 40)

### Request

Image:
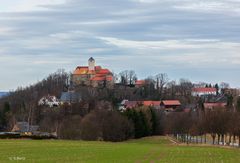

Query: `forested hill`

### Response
(0, 70, 70, 129)
(0, 69, 162, 141)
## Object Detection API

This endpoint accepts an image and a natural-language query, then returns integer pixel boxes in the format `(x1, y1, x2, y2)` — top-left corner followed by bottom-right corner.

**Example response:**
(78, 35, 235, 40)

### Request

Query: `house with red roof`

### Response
(72, 57, 114, 88)
(120, 99, 181, 112)
(135, 80, 146, 88)
(142, 101, 161, 109)
(192, 87, 217, 96)
(204, 102, 227, 111)
(160, 100, 181, 112)
(119, 100, 141, 111)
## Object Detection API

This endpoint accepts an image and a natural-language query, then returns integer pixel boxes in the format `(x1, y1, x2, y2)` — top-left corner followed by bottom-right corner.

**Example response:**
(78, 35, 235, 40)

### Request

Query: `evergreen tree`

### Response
(124, 108, 153, 138)
(132, 110, 144, 138)
(227, 94, 233, 108)
(139, 110, 151, 136)
(215, 83, 219, 95)
(0, 102, 11, 130)
(150, 108, 157, 135)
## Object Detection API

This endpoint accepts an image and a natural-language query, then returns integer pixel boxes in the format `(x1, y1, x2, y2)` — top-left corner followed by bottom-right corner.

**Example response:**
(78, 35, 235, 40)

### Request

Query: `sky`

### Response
(1, 0, 240, 91)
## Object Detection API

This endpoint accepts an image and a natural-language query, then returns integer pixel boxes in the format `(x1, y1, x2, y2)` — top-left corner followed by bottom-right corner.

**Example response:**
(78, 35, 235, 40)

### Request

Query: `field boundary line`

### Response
(167, 136, 179, 145)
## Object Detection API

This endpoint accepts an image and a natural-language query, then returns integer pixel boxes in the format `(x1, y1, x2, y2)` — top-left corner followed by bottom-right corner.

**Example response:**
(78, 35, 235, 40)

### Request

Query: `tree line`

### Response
(165, 108, 240, 147)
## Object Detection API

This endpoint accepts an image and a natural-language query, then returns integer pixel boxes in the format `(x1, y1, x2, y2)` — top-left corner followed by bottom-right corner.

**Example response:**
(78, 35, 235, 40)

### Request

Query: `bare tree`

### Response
(166, 80, 177, 99)
(119, 70, 129, 86)
(119, 70, 137, 86)
(220, 82, 230, 94)
(155, 73, 169, 99)
(129, 70, 137, 86)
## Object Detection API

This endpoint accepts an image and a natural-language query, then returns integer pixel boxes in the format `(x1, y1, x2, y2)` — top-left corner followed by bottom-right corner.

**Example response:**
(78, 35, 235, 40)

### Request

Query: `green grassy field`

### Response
(0, 137, 239, 163)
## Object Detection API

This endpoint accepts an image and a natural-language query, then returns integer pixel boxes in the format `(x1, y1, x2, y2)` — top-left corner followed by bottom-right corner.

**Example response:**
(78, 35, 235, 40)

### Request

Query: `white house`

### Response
(38, 95, 60, 107)
(192, 87, 217, 96)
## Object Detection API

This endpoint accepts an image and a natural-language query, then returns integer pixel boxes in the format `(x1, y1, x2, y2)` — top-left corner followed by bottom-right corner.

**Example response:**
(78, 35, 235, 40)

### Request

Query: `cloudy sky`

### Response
(1, 0, 240, 91)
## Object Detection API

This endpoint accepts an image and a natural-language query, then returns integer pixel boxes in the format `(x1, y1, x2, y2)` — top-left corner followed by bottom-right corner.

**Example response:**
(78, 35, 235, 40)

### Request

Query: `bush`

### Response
(58, 115, 82, 140)
(80, 110, 134, 141)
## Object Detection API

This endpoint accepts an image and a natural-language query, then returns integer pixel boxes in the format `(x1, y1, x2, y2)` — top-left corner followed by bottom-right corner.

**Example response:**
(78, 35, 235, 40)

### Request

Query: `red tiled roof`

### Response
(95, 66, 102, 70)
(204, 103, 227, 109)
(135, 80, 145, 85)
(98, 69, 111, 74)
(73, 66, 112, 76)
(73, 67, 89, 75)
(106, 76, 113, 81)
(90, 77, 106, 81)
(143, 101, 161, 106)
(95, 74, 105, 77)
(192, 87, 217, 92)
(162, 100, 181, 106)
(90, 76, 113, 81)
(124, 101, 139, 109)
(88, 70, 96, 74)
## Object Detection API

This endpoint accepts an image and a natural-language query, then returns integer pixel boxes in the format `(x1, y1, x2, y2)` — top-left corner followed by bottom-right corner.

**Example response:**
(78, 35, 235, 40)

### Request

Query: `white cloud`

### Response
(99, 37, 240, 50)
(0, 27, 14, 36)
(0, 0, 66, 12)
(133, 0, 158, 3)
(173, 0, 240, 15)
(33, 60, 71, 65)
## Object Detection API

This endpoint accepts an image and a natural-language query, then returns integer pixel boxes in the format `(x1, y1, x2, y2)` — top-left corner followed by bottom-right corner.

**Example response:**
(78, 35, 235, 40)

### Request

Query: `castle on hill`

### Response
(72, 57, 114, 88)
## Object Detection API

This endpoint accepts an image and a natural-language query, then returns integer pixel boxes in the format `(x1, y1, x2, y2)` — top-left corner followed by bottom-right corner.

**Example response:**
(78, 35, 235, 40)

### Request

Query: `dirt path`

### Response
(135, 137, 171, 163)
(166, 136, 179, 145)
(135, 148, 164, 163)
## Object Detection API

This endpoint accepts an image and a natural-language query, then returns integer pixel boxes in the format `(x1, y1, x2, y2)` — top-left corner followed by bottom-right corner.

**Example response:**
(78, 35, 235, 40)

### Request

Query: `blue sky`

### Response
(1, 0, 240, 91)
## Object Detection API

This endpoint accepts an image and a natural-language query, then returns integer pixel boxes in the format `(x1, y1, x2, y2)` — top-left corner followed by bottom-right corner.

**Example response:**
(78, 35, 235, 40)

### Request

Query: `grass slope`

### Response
(0, 137, 239, 163)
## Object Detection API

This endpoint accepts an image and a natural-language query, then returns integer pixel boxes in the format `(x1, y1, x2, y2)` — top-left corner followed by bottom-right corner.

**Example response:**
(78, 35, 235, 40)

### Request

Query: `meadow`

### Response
(0, 137, 239, 163)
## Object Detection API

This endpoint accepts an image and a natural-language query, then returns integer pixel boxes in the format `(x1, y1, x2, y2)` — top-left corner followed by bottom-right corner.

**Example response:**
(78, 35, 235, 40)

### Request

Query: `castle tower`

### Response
(88, 57, 95, 71)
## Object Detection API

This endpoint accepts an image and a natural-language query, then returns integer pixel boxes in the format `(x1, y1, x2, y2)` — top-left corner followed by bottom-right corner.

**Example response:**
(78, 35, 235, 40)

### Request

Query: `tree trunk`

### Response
(238, 135, 240, 147)
(212, 134, 216, 145)
(221, 134, 224, 145)
(233, 135, 236, 145)
(205, 134, 207, 144)
(27, 105, 33, 132)
(217, 134, 220, 145)
(229, 135, 232, 146)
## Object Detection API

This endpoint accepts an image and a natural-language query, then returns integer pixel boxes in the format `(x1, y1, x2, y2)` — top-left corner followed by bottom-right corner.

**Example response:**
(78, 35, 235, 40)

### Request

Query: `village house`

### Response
(38, 95, 60, 107)
(203, 102, 227, 111)
(142, 101, 161, 109)
(60, 91, 82, 104)
(12, 122, 39, 135)
(72, 57, 114, 88)
(120, 100, 181, 112)
(192, 87, 217, 96)
(160, 100, 181, 112)
(119, 100, 141, 111)
(11, 122, 56, 138)
(135, 80, 146, 88)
